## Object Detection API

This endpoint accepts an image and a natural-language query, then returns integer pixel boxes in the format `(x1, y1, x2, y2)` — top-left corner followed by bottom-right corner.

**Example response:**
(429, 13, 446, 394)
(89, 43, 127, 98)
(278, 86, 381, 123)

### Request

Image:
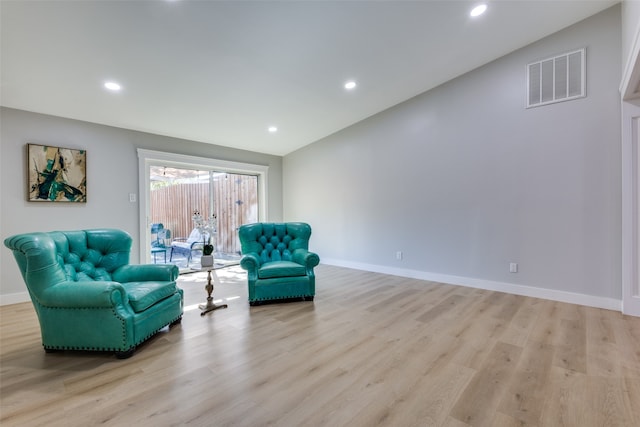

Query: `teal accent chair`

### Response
(4, 229, 183, 358)
(238, 222, 320, 306)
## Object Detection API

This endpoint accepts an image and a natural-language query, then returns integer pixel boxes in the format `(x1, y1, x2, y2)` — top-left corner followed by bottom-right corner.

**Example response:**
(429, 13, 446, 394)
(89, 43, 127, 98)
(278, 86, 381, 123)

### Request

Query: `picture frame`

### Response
(27, 143, 87, 202)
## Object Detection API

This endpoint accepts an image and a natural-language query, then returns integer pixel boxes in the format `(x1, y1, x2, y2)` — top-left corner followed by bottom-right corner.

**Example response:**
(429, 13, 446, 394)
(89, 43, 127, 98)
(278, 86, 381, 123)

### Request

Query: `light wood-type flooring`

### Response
(1, 264, 639, 427)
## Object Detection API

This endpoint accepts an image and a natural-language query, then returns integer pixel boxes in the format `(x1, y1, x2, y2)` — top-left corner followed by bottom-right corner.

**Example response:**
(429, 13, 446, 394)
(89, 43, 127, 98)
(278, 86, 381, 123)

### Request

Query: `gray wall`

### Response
(284, 6, 622, 302)
(0, 107, 283, 300)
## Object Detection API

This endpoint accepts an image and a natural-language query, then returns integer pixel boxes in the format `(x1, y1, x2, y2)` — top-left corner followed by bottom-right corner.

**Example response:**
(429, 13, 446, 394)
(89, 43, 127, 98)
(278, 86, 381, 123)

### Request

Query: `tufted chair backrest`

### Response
(51, 229, 132, 282)
(239, 222, 311, 264)
(4, 229, 132, 298)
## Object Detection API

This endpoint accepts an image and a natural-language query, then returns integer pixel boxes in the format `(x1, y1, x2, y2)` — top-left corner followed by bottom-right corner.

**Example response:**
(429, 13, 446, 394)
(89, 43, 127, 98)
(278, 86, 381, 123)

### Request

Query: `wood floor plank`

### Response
(610, 316, 640, 379)
(527, 300, 565, 346)
(553, 313, 587, 374)
(442, 416, 472, 427)
(497, 341, 554, 425)
(352, 359, 475, 427)
(498, 299, 541, 347)
(586, 308, 623, 377)
(449, 341, 523, 426)
(490, 412, 533, 427)
(538, 366, 589, 427)
(584, 376, 637, 427)
(446, 292, 521, 348)
(623, 377, 640, 426)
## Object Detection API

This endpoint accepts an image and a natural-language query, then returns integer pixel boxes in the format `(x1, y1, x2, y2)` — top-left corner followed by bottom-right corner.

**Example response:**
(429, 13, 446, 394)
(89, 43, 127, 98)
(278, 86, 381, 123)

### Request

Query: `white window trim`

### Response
(137, 148, 268, 263)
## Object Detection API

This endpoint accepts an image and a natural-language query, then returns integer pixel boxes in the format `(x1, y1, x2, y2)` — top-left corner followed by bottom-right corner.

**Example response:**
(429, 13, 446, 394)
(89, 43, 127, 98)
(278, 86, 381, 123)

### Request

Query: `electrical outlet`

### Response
(396, 251, 403, 260)
(129, 193, 137, 203)
(509, 262, 518, 273)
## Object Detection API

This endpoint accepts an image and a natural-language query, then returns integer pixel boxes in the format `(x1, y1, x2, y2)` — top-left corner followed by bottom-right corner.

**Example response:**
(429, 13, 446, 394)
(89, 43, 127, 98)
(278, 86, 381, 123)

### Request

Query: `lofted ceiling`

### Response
(0, 0, 618, 156)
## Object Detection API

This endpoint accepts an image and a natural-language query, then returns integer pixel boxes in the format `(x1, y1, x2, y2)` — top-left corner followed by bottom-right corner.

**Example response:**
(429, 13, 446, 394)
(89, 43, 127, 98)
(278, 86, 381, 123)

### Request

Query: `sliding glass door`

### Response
(137, 149, 268, 266)
(149, 166, 258, 266)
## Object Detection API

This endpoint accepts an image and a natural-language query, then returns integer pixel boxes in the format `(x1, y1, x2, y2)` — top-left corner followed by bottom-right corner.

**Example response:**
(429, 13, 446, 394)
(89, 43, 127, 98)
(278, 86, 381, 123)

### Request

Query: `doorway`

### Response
(149, 166, 258, 267)
(622, 112, 640, 316)
(137, 149, 269, 266)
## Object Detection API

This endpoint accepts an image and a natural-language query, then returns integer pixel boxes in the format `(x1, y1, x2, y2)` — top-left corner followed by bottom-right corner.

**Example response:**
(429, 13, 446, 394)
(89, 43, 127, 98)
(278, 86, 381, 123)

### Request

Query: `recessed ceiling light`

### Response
(344, 81, 357, 90)
(104, 81, 122, 91)
(268, 126, 278, 133)
(470, 4, 487, 17)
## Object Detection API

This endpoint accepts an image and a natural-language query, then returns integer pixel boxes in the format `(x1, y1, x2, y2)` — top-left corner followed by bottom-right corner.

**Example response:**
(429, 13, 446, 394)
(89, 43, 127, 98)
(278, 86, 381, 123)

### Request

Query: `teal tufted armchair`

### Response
(238, 222, 320, 305)
(4, 229, 183, 358)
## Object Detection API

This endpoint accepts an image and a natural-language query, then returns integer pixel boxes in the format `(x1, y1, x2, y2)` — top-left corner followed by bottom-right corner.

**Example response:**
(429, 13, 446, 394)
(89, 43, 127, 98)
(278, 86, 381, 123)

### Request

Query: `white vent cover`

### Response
(527, 48, 585, 108)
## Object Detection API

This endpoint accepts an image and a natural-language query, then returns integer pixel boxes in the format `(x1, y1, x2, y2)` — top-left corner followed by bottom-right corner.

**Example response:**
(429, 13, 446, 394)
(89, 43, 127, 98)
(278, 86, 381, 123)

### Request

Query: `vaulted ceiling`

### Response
(1, 0, 618, 155)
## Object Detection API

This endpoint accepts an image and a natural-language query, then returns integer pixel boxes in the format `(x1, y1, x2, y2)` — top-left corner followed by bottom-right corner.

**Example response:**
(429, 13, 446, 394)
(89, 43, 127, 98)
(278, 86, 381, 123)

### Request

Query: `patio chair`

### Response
(150, 223, 164, 242)
(170, 228, 207, 266)
(151, 225, 171, 263)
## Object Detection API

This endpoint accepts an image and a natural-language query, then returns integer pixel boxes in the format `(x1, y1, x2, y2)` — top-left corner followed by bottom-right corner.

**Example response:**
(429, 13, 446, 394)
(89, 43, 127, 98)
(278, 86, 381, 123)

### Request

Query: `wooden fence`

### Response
(150, 174, 258, 255)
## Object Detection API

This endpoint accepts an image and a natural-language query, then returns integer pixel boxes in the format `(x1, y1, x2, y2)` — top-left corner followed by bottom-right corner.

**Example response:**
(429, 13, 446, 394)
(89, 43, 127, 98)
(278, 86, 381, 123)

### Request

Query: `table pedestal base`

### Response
(199, 269, 228, 316)
(199, 298, 228, 316)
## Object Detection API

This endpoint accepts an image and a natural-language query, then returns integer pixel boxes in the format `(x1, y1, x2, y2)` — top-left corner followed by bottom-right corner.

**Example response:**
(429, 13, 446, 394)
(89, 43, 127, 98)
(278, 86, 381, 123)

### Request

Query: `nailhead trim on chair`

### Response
(39, 309, 182, 354)
(250, 293, 314, 301)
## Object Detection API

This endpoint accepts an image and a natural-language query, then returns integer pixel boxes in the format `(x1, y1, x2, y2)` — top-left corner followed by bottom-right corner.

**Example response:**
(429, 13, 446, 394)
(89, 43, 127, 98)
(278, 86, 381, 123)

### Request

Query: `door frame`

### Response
(622, 105, 640, 316)
(137, 148, 268, 264)
(620, 18, 640, 316)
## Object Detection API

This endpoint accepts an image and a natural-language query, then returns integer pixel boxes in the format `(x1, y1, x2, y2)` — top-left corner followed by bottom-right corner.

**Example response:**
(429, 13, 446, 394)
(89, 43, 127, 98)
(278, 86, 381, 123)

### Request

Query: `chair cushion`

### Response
(258, 261, 306, 279)
(171, 242, 193, 250)
(124, 281, 178, 313)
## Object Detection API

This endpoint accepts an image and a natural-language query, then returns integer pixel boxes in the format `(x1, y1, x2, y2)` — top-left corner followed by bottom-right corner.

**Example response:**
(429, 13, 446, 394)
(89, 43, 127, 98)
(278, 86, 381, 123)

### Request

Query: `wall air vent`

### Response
(527, 48, 585, 108)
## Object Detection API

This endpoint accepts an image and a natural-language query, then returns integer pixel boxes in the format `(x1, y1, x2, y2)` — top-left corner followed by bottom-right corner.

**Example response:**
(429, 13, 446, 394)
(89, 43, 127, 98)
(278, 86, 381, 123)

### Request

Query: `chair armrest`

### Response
(112, 264, 179, 282)
(171, 238, 202, 249)
(292, 249, 320, 269)
(240, 253, 261, 279)
(39, 281, 128, 308)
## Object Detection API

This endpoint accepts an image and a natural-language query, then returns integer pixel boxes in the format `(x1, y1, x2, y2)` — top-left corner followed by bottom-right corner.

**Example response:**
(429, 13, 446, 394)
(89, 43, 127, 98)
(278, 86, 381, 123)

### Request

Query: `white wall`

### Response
(284, 6, 622, 309)
(622, 0, 640, 71)
(621, 0, 640, 99)
(0, 107, 283, 303)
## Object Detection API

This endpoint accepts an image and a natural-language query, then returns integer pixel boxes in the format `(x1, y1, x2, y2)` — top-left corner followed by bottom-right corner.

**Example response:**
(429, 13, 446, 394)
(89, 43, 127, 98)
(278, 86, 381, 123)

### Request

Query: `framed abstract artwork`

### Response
(27, 144, 87, 202)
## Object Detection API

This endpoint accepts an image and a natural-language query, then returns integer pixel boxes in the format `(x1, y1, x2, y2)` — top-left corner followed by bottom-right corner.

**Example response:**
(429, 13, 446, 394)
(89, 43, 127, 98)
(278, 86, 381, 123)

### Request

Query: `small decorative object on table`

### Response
(192, 209, 217, 267)
(200, 254, 214, 267)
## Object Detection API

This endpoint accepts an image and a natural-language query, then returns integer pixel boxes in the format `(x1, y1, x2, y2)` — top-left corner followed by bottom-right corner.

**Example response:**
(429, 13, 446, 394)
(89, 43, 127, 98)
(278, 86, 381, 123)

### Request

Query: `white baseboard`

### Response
(321, 258, 622, 312)
(0, 291, 30, 306)
(2, 261, 622, 312)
